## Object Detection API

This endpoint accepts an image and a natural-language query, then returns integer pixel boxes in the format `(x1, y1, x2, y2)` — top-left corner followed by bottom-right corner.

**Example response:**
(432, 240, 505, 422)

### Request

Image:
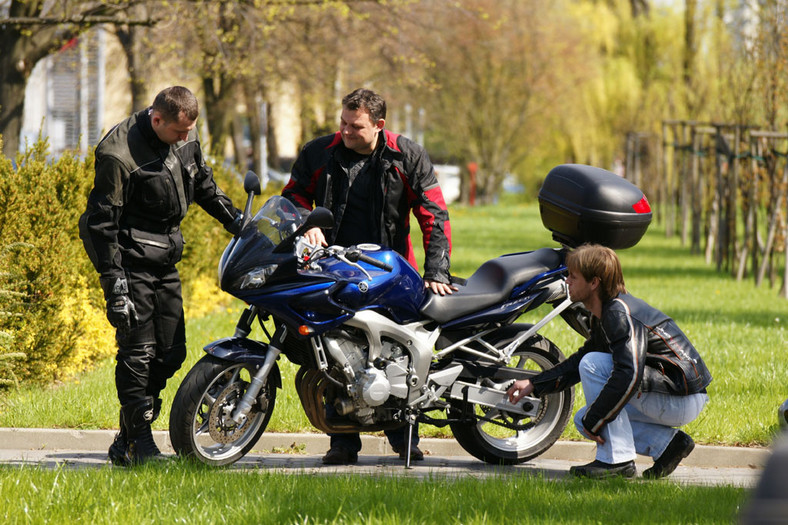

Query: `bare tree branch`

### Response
(0, 16, 159, 25)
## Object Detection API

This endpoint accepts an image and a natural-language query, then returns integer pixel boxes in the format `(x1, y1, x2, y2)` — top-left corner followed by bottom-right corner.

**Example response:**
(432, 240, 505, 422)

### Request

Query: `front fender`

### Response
(204, 337, 282, 389)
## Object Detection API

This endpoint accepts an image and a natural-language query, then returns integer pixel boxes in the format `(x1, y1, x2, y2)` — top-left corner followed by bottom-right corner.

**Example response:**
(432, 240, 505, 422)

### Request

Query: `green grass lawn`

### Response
(1, 202, 785, 448)
(0, 462, 749, 524)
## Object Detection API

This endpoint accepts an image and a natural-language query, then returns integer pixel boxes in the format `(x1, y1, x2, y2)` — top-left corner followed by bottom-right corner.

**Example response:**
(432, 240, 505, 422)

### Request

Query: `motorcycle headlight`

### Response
(240, 264, 279, 289)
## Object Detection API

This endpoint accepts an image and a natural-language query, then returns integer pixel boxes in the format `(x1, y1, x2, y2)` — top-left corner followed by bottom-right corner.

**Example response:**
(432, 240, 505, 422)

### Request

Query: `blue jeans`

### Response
(574, 352, 708, 464)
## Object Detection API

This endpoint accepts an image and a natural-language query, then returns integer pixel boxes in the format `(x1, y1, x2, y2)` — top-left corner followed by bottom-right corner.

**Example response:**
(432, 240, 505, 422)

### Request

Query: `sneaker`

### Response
(570, 459, 636, 479)
(321, 447, 358, 465)
(392, 444, 424, 461)
(643, 431, 695, 479)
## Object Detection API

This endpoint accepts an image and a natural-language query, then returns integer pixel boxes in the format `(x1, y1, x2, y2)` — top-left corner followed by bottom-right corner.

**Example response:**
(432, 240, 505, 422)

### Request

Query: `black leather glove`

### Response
(224, 210, 243, 236)
(107, 294, 138, 331)
(102, 277, 138, 331)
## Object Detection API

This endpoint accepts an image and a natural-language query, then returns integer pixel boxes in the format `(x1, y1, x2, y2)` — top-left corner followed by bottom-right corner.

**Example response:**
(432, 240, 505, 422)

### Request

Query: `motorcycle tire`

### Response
(169, 354, 276, 466)
(448, 336, 574, 465)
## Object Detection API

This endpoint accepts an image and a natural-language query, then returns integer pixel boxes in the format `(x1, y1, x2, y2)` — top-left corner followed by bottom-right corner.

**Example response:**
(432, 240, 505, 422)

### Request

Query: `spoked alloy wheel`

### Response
(449, 336, 574, 465)
(169, 355, 276, 466)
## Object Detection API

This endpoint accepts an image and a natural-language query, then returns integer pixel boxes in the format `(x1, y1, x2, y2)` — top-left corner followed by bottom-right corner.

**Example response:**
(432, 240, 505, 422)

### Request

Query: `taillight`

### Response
(632, 196, 651, 214)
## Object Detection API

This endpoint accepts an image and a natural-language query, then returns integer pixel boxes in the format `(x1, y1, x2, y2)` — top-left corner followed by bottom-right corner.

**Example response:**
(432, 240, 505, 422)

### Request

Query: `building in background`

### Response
(21, 29, 108, 156)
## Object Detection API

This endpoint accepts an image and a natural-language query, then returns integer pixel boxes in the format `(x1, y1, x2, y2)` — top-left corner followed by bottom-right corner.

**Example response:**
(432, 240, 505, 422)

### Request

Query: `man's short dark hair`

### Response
(152, 86, 199, 123)
(342, 88, 387, 122)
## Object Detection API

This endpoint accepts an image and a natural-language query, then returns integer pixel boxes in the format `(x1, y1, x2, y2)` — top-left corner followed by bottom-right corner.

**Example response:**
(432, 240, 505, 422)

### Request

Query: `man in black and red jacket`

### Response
(283, 88, 456, 464)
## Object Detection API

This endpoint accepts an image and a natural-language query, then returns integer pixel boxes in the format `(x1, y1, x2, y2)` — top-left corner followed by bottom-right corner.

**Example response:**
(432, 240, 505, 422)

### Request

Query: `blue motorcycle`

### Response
(169, 165, 652, 466)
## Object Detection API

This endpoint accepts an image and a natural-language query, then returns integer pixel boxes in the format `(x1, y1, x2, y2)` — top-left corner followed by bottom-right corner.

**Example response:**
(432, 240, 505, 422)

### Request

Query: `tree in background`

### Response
(0, 0, 157, 158)
(3, 0, 785, 202)
(396, 0, 598, 203)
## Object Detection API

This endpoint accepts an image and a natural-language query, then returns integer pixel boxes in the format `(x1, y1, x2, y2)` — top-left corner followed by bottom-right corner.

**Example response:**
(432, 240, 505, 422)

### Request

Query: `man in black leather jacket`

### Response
(507, 244, 711, 479)
(79, 86, 241, 466)
(283, 88, 456, 465)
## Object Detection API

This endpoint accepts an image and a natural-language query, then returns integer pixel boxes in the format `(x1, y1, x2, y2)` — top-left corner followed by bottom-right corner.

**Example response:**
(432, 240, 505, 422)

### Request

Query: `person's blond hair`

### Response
(565, 244, 626, 302)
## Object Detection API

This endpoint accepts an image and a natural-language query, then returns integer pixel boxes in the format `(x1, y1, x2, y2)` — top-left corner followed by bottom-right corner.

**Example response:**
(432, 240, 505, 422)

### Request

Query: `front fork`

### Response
(229, 306, 286, 426)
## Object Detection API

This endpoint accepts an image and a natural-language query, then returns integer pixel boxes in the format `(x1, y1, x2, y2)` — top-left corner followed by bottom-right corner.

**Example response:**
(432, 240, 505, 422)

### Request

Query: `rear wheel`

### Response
(448, 336, 574, 464)
(169, 355, 276, 466)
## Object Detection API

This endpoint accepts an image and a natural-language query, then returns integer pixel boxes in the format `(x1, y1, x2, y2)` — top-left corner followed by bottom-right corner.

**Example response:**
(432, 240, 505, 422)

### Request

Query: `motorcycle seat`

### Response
(420, 248, 562, 324)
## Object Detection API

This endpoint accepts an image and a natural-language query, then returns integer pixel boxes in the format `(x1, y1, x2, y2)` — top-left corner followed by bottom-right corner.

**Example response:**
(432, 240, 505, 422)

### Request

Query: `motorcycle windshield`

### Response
(218, 195, 303, 293)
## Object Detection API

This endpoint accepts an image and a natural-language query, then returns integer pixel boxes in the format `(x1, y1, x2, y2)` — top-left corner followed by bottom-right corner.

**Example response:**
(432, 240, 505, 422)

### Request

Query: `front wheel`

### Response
(169, 355, 276, 466)
(448, 336, 574, 465)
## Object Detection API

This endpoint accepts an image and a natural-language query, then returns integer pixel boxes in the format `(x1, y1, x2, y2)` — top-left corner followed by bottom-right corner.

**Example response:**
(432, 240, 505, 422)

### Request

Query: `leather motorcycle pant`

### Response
(114, 267, 186, 405)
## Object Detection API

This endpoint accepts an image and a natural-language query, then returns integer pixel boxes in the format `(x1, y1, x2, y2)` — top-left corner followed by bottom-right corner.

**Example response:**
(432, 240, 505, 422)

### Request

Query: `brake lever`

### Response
(334, 250, 373, 281)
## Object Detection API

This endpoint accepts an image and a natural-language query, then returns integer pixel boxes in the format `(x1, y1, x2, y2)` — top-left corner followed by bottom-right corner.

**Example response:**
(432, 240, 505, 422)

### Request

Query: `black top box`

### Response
(538, 164, 652, 249)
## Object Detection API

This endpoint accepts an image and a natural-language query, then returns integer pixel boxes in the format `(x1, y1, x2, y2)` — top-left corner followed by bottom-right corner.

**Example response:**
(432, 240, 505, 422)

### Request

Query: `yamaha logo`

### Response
(358, 282, 368, 293)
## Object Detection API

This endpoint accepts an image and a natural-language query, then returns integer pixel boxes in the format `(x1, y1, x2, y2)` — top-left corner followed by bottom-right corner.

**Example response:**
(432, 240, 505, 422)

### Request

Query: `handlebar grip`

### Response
(358, 253, 393, 272)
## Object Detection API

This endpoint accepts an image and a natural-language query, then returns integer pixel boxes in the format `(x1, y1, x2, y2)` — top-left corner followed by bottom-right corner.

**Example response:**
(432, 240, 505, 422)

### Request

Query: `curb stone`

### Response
(0, 427, 770, 469)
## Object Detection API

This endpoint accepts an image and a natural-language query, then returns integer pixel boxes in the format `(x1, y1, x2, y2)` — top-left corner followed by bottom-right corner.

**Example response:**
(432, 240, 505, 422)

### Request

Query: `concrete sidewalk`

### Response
(0, 427, 768, 487)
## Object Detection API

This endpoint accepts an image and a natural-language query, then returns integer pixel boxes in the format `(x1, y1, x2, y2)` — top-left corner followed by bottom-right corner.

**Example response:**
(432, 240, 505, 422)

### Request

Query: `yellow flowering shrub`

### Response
(53, 275, 116, 379)
(183, 274, 232, 320)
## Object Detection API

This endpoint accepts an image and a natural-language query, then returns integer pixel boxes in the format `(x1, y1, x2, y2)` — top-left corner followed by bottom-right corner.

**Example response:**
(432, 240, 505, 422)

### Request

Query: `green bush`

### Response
(0, 137, 106, 384)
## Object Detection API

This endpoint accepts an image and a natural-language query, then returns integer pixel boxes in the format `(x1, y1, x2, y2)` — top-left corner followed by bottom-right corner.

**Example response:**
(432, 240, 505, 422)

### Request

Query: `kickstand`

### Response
(405, 413, 416, 470)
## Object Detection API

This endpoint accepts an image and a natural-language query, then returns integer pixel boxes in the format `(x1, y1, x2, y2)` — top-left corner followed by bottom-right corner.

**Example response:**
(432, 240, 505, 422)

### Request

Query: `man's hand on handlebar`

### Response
(304, 227, 327, 247)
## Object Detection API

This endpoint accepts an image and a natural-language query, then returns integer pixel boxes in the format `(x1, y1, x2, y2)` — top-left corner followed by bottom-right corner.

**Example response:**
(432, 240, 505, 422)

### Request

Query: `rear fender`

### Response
(204, 337, 283, 389)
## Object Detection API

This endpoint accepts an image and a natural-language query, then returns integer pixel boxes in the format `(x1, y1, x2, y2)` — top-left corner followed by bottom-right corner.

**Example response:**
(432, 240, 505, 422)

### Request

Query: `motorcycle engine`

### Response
(323, 330, 411, 425)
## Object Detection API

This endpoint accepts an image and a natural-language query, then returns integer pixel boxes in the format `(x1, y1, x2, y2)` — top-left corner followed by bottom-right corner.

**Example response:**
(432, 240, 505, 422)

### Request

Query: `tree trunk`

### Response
(114, 24, 149, 112)
(202, 74, 237, 158)
(0, 5, 70, 157)
(683, 0, 698, 116)
(0, 53, 28, 158)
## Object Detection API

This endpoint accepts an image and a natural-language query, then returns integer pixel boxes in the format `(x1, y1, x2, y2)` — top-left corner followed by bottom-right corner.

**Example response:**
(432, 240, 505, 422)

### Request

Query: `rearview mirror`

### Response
(244, 171, 262, 195)
(304, 207, 334, 230)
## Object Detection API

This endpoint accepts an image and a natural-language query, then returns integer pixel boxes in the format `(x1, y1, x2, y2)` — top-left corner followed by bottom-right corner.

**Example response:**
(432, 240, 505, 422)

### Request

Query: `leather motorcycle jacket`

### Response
(79, 108, 238, 290)
(282, 129, 452, 284)
(531, 292, 712, 436)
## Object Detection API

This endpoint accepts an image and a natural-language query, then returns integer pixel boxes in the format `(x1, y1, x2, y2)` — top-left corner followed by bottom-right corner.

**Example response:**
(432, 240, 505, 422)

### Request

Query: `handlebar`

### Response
(346, 249, 394, 272)
(295, 240, 394, 275)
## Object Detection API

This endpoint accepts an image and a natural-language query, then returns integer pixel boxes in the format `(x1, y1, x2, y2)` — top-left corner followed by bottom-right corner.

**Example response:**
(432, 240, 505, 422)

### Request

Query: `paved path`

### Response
(0, 428, 768, 488)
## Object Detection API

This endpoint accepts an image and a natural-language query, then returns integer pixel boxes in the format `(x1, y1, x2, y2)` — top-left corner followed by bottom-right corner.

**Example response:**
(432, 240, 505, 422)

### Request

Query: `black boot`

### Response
(109, 397, 162, 466)
(152, 397, 162, 423)
(108, 410, 129, 466)
(120, 396, 165, 465)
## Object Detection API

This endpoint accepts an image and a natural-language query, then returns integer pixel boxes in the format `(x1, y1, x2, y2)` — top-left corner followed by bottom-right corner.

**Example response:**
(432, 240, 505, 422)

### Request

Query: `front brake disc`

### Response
(207, 384, 252, 444)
